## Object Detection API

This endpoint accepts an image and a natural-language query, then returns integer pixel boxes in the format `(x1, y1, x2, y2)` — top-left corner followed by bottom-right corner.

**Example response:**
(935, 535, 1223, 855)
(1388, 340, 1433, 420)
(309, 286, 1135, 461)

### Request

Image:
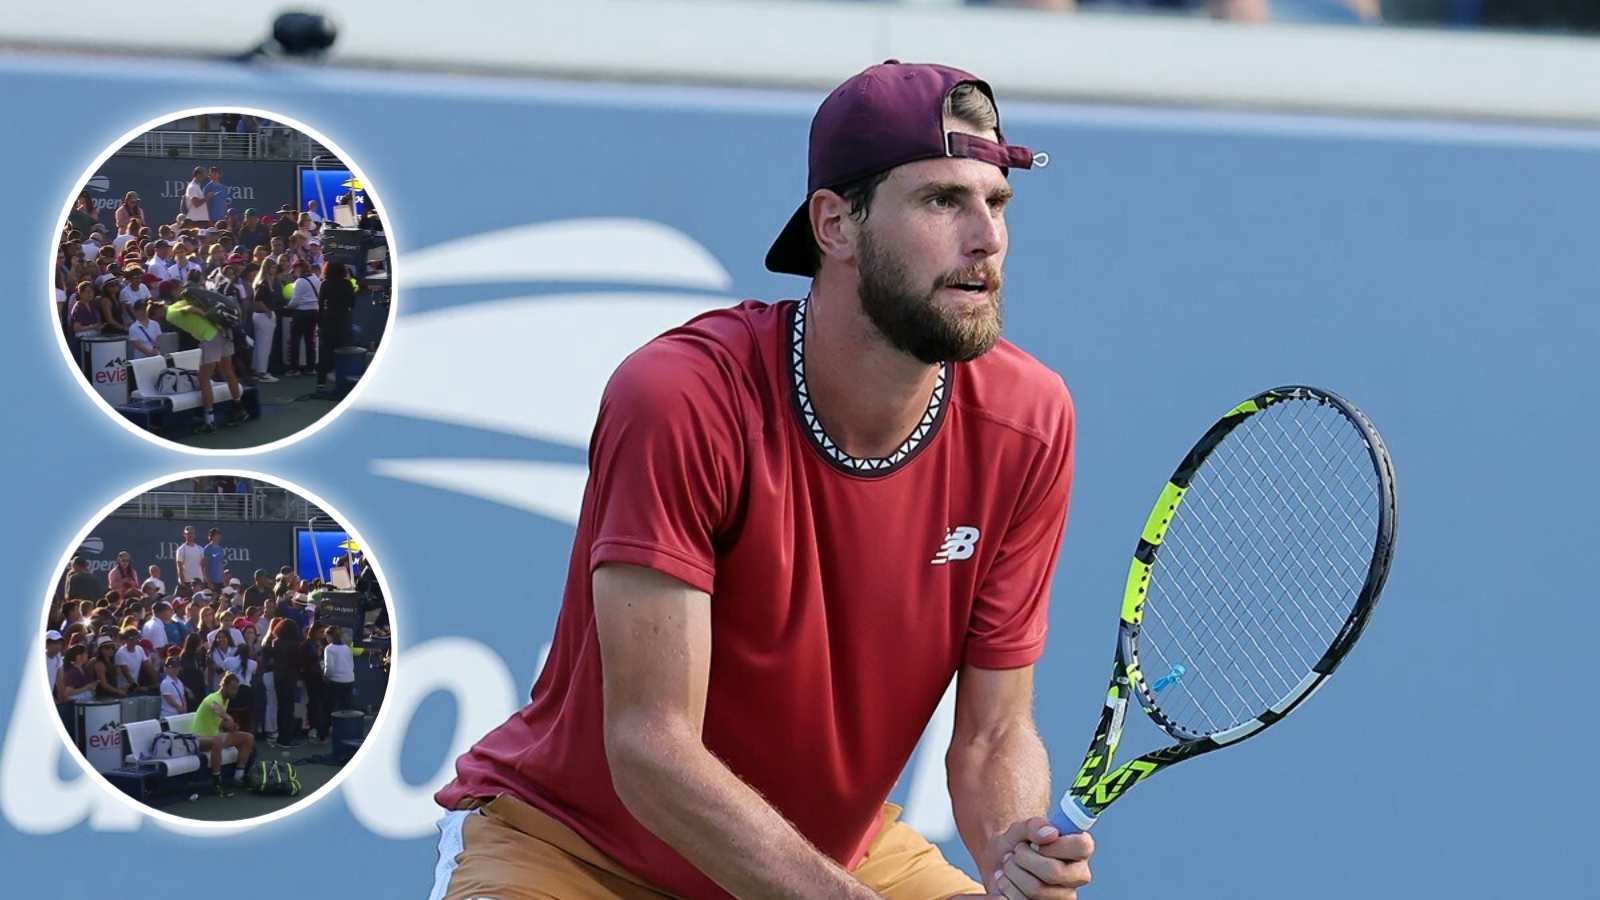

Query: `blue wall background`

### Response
(4, 51, 1598, 897)
(90, 156, 301, 226)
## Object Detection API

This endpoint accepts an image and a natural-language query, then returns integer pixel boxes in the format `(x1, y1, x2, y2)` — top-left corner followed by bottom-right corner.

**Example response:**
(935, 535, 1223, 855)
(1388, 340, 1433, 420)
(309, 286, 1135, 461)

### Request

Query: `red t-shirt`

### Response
(437, 298, 1075, 898)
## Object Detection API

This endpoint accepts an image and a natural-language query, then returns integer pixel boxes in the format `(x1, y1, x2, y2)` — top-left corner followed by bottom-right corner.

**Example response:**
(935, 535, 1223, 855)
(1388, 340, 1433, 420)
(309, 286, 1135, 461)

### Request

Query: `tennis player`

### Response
(432, 60, 1088, 900)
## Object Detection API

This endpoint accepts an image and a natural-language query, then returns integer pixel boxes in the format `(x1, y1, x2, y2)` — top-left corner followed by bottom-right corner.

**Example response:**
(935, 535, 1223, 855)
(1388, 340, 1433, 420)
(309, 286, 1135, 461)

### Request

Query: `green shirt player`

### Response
(193, 672, 255, 796)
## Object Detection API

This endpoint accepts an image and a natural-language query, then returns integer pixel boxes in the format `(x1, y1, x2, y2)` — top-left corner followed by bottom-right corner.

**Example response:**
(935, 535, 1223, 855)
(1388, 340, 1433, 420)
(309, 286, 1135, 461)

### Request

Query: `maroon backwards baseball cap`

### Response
(765, 59, 1047, 277)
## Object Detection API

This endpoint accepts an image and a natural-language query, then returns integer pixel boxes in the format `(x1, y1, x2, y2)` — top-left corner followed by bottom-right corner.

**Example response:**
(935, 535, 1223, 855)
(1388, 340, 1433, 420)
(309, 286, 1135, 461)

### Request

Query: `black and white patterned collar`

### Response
(785, 297, 951, 477)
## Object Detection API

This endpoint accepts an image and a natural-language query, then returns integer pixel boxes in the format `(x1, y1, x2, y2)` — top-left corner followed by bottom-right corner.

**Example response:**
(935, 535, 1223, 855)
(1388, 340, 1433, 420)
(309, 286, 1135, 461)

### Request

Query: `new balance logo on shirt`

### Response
(931, 526, 981, 565)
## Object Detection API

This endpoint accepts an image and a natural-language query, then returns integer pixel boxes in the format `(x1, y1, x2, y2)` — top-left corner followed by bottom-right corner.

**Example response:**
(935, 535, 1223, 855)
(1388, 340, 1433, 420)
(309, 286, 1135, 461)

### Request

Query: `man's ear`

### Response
(810, 189, 859, 269)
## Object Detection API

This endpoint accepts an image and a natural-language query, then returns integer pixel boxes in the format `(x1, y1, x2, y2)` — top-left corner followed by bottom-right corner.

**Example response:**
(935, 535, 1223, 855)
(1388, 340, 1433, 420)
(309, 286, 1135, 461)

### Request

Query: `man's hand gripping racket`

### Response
(1050, 386, 1398, 837)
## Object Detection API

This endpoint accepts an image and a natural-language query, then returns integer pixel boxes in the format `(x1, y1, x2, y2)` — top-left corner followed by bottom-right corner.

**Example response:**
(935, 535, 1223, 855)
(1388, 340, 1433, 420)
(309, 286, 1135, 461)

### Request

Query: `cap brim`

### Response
(764, 201, 816, 277)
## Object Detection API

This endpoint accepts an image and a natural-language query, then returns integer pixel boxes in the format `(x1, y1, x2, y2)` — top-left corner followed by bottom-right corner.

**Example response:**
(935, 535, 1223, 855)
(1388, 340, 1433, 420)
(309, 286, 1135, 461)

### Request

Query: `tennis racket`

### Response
(1050, 385, 1397, 835)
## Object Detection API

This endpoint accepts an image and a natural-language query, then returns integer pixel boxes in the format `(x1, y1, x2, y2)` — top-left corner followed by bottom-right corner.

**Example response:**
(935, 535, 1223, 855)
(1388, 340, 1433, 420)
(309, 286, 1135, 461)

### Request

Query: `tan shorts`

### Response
(429, 794, 983, 900)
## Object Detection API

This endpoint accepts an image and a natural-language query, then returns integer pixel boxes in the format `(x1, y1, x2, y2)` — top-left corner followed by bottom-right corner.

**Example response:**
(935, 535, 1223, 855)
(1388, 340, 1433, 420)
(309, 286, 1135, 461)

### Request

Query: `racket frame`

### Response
(1057, 385, 1397, 831)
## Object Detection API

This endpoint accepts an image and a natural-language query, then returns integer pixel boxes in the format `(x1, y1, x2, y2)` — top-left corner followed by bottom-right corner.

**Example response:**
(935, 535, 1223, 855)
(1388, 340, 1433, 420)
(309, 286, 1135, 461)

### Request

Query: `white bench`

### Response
(127, 348, 250, 415)
(120, 711, 239, 777)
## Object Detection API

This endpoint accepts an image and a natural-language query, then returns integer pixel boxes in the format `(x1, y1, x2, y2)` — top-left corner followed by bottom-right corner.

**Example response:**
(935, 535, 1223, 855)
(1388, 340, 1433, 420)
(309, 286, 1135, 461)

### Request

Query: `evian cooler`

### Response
(79, 335, 129, 406)
(75, 700, 123, 772)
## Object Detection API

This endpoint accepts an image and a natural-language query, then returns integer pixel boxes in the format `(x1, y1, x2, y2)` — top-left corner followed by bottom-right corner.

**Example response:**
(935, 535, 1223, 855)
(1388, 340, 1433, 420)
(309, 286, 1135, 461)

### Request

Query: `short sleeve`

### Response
(964, 381, 1075, 670)
(587, 336, 747, 595)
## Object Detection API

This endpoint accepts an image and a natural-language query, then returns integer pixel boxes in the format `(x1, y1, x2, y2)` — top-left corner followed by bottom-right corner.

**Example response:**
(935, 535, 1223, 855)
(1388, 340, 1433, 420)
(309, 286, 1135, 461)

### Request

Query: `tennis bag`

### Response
(165, 286, 242, 341)
(252, 760, 301, 797)
(154, 367, 201, 395)
(144, 732, 200, 760)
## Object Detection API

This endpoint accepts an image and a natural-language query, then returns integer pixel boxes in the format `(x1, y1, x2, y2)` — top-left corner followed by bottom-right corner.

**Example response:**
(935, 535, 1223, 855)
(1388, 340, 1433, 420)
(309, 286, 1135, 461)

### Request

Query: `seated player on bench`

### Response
(191, 672, 255, 797)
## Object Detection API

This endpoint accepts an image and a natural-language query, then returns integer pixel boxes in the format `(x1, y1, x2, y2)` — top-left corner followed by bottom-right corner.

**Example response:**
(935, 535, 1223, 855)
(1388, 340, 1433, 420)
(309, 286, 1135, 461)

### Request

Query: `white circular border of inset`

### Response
(38, 469, 403, 830)
(47, 106, 401, 456)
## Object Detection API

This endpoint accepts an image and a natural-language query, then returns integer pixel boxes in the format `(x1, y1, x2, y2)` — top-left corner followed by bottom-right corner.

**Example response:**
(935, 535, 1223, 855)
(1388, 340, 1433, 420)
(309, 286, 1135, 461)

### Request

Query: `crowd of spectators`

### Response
(57, 161, 383, 431)
(46, 526, 388, 798)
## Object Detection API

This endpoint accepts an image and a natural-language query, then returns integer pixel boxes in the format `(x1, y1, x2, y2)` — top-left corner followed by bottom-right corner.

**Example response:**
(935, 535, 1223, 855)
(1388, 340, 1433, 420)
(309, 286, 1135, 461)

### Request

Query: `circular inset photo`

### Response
(52, 108, 396, 453)
(43, 472, 396, 825)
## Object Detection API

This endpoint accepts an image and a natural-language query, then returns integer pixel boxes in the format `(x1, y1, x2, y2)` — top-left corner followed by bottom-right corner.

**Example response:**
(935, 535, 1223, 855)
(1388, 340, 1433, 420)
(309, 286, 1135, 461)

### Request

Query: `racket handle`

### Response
(1048, 796, 1097, 836)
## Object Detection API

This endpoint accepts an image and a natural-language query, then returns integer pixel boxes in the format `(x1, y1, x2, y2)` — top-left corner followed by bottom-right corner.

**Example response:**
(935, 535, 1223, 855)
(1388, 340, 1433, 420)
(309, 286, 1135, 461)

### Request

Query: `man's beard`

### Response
(856, 225, 1002, 365)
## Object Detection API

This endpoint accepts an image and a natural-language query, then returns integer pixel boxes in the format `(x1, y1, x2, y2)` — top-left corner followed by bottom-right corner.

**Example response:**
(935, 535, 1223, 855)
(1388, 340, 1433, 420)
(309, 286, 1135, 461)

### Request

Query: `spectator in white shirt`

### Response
(126, 300, 163, 359)
(147, 241, 178, 283)
(118, 267, 152, 308)
(141, 566, 166, 597)
(304, 200, 323, 228)
(112, 218, 141, 255)
(285, 259, 322, 376)
(140, 601, 174, 653)
(171, 248, 203, 285)
(114, 629, 154, 692)
(159, 657, 190, 717)
(183, 167, 210, 224)
(322, 625, 357, 712)
(174, 526, 205, 588)
(44, 631, 64, 690)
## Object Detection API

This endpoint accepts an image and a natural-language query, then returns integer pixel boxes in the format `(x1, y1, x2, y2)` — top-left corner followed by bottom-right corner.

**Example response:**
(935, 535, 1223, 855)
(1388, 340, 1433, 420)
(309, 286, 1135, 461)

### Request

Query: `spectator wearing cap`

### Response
(107, 551, 140, 596)
(270, 204, 296, 242)
(159, 656, 191, 718)
(79, 226, 104, 261)
(118, 264, 153, 309)
(316, 259, 356, 385)
(146, 240, 177, 284)
(55, 644, 96, 703)
(244, 569, 274, 609)
(183, 167, 210, 224)
(44, 631, 65, 689)
(114, 627, 154, 692)
(284, 258, 322, 376)
(237, 209, 266, 253)
(126, 299, 163, 359)
(141, 601, 174, 653)
(65, 557, 101, 604)
(163, 599, 192, 647)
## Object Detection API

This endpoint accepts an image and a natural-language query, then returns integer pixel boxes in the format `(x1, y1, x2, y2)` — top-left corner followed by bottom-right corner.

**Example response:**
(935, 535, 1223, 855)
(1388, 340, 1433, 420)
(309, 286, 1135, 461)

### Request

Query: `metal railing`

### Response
(110, 489, 331, 523)
(112, 128, 334, 161)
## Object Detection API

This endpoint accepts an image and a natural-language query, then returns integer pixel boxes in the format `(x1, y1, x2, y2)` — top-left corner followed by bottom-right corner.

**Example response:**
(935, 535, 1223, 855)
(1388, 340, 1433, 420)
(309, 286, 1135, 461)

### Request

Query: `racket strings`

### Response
(1137, 399, 1380, 737)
